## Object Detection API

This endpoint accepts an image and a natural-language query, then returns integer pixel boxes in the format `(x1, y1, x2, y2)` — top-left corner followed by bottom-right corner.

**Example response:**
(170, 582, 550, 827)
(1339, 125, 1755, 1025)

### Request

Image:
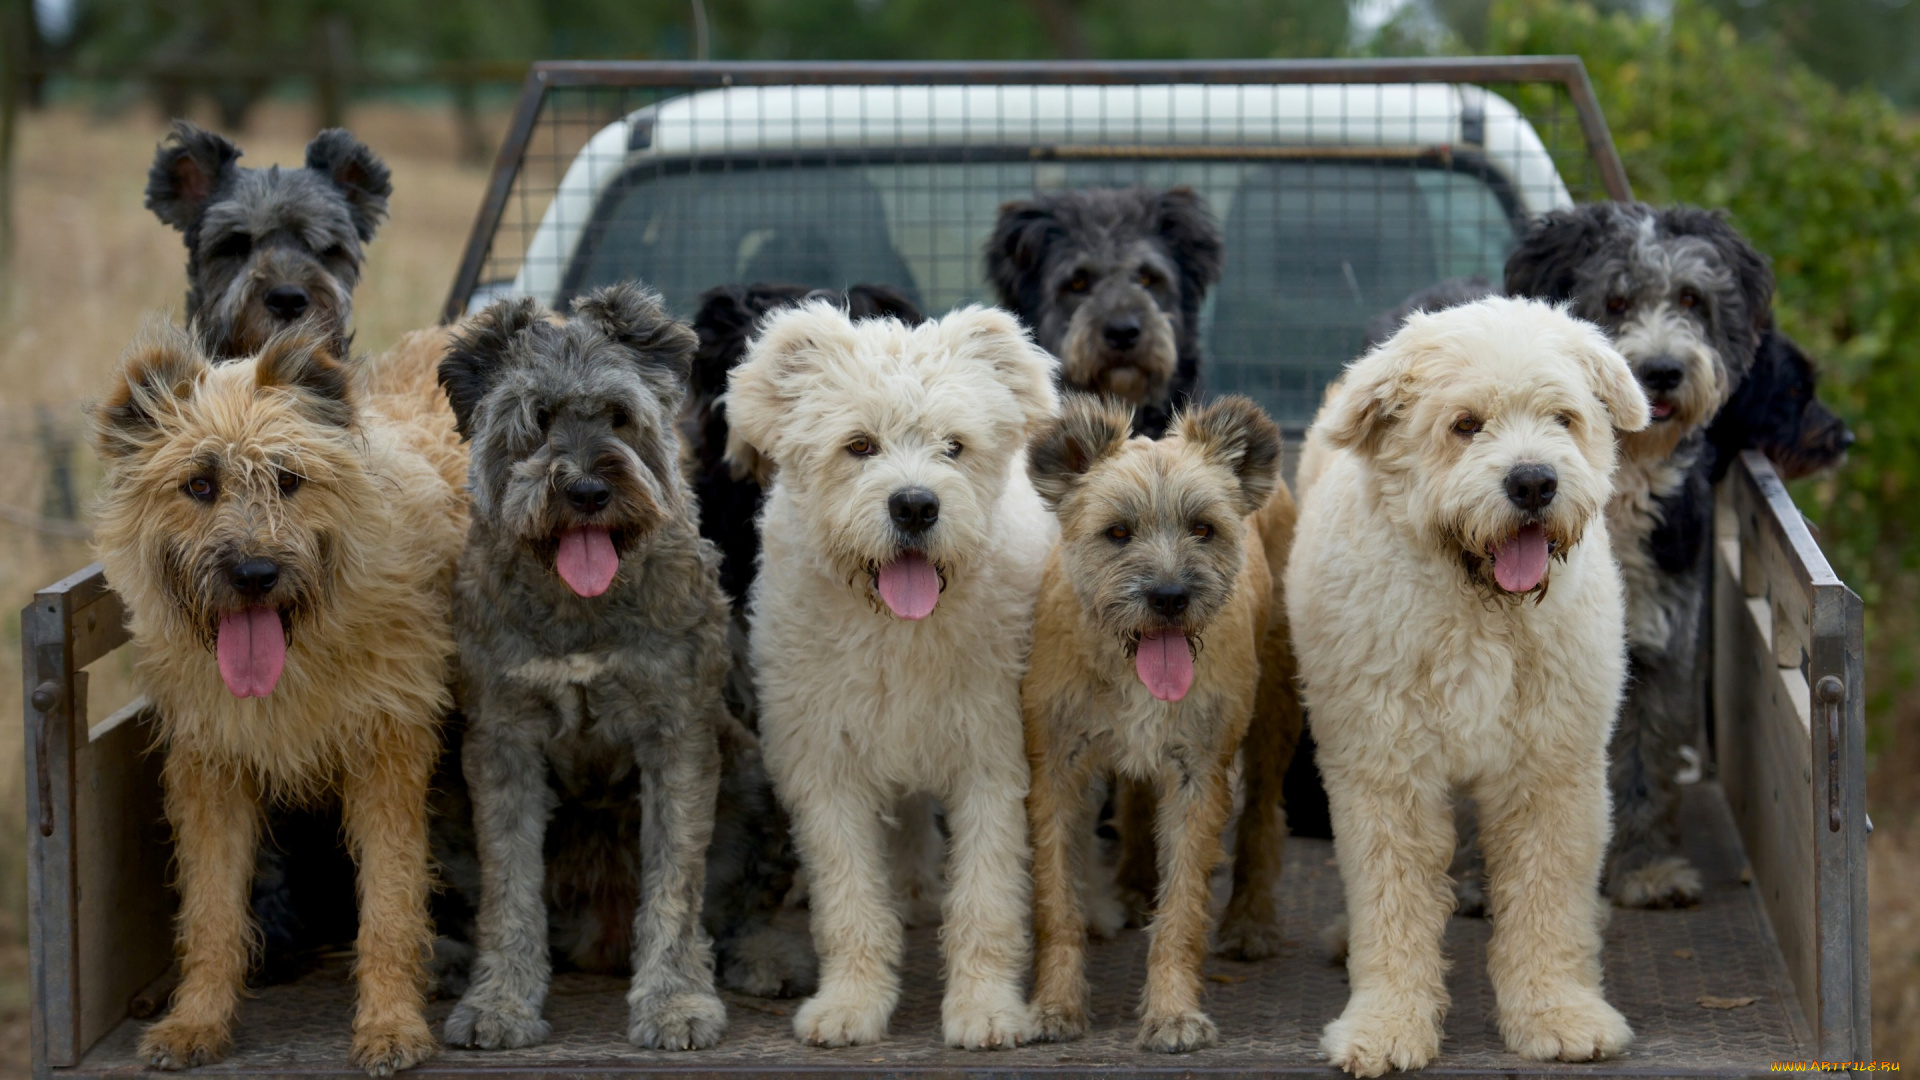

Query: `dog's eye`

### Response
(1554, 412, 1574, 429)
(1190, 522, 1214, 540)
(1677, 288, 1700, 310)
(1066, 272, 1091, 294)
(1106, 524, 1131, 544)
(847, 436, 876, 457)
(1452, 415, 1484, 437)
(183, 476, 217, 502)
(276, 470, 303, 496)
(322, 245, 351, 262)
(945, 439, 963, 459)
(611, 409, 631, 428)
(1606, 295, 1628, 315)
(534, 406, 552, 432)
(208, 232, 252, 260)
(1135, 269, 1157, 288)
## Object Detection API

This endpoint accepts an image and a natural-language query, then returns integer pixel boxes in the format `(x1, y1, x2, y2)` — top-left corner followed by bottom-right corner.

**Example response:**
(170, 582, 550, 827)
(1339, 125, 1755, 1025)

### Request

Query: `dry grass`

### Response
(0, 96, 495, 1073)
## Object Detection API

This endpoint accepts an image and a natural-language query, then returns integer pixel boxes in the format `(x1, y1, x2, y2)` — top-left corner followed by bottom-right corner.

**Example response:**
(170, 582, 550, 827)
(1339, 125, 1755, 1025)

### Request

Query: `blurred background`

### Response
(0, 0, 1915, 1069)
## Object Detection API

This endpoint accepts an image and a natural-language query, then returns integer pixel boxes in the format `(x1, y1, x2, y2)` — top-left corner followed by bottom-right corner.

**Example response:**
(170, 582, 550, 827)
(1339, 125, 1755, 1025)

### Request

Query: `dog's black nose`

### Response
(229, 557, 280, 598)
(1103, 315, 1142, 351)
(888, 488, 940, 534)
(263, 285, 311, 321)
(1146, 584, 1190, 618)
(567, 478, 612, 514)
(1505, 464, 1559, 511)
(1638, 357, 1685, 393)
(1835, 425, 1857, 452)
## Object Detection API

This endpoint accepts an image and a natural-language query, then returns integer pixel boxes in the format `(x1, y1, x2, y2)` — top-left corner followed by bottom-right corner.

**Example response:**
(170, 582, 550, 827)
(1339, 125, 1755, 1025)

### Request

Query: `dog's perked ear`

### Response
(1661, 205, 1775, 338)
(145, 121, 242, 232)
(304, 129, 393, 243)
(1567, 320, 1652, 433)
(1028, 394, 1133, 509)
(573, 283, 699, 410)
(726, 301, 863, 466)
(842, 283, 927, 326)
(255, 325, 356, 428)
(936, 305, 1060, 432)
(1175, 395, 1282, 516)
(984, 198, 1066, 310)
(1504, 204, 1613, 301)
(440, 296, 546, 440)
(90, 321, 209, 459)
(1152, 187, 1225, 293)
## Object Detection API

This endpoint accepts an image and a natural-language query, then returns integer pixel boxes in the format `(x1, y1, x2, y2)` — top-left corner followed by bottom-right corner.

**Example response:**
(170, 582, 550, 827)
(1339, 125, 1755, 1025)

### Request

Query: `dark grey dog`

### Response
(1506, 201, 1774, 909)
(436, 284, 730, 1050)
(987, 186, 1223, 438)
(146, 119, 390, 359)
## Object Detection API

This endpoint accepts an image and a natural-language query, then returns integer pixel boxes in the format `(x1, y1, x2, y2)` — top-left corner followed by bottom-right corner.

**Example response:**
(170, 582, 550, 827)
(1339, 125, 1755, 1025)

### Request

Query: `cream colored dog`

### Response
(726, 302, 1059, 1050)
(1288, 297, 1646, 1076)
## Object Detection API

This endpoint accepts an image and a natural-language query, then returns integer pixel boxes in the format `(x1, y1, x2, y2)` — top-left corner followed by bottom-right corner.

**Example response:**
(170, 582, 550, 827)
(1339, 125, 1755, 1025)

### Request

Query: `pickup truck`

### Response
(25, 57, 1869, 1078)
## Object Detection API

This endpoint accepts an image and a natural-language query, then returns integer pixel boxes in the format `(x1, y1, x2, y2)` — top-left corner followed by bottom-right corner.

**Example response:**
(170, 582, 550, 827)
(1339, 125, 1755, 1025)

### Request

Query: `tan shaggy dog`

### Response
(1289, 297, 1645, 1075)
(89, 322, 465, 1075)
(1022, 394, 1288, 1052)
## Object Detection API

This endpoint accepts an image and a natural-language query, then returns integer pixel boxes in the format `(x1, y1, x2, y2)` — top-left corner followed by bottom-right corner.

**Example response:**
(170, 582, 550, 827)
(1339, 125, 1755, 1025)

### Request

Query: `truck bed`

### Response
(68, 782, 1802, 1078)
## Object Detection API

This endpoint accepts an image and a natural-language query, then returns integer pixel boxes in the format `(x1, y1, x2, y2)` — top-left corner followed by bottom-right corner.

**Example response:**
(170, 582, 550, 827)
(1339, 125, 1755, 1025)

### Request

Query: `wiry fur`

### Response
(987, 187, 1223, 438)
(147, 120, 391, 360)
(1023, 395, 1288, 1053)
(727, 303, 1059, 1049)
(435, 285, 736, 1052)
(1289, 298, 1644, 1075)
(89, 321, 466, 1075)
(1506, 201, 1774, 908)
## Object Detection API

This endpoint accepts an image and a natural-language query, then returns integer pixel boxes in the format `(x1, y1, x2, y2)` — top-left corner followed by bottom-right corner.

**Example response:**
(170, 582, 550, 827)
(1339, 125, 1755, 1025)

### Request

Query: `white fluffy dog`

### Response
(726, 302, 1059, 1050)
(1288, 297, 1647, 1076)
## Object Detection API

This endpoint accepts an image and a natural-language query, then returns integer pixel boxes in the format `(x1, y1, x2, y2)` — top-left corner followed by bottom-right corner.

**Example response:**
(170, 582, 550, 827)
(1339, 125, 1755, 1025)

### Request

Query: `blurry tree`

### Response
(1704, 0, 1920, 109)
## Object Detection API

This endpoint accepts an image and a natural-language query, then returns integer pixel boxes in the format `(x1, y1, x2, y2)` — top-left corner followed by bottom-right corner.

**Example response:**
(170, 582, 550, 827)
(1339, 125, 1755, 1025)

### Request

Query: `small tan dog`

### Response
(1022, 394, 1286, 1052)
(89, 323, 465, 1075)
(1289, 297, 1645, 1075)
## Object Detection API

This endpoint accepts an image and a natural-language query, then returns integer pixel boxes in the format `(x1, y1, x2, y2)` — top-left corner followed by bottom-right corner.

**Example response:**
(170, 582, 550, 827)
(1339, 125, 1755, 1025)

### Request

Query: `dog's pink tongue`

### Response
(876, 552, 940, 620)
(216, 607, 286, 698)
(1136, 629, 1195, 702)
(1493, 523, 1551, 593)
(556, 526, 619, 597)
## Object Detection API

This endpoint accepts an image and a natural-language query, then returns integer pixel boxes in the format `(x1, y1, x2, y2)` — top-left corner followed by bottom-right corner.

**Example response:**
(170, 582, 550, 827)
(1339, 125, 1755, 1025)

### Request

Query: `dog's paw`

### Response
(1030, 999, 1089, 1043)
(719, 926, 818, 998)
(1135, 1008, 1218, 1053)
(628, 991, 728, 1051)
(1452, 875, 1488, 918)
(1501, 993, 1633, 1062)
(794, 989, 890, 1047)
(351, 1017, 439, 1076)
(442, 996, 550, 1050)
(1320, 914, 1351, 965)
(1609, 856, 1703, 909)
(943, 1000, 1031, 1050)
(1116, 885, 1155, 929)
(1215, 910, 1286, 961)
(1321, 1001, 1442, 1077)
(140, 1016, 231, 1070)
(1085, 883, 1128, 940)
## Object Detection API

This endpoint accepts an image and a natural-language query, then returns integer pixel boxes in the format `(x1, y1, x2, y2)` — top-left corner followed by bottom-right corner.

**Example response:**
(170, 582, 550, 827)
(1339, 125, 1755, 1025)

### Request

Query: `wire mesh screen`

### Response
(454, 67, 1616, 426)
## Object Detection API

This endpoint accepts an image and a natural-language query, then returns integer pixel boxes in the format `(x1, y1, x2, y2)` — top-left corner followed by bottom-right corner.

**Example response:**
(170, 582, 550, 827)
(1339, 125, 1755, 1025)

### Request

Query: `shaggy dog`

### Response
(1288, 298, 1646, 1075)
(986, 186, 1222, 439)
(1023, 394, 1289, 1053)
(726, 302, 1059, 1049)
(1707, 327, 1853, 482)
(88, 321, 465, 1074)
(435, 285, 733, 1051)
(1505, 202, 1774, 908)
(146, 120, 391, 360)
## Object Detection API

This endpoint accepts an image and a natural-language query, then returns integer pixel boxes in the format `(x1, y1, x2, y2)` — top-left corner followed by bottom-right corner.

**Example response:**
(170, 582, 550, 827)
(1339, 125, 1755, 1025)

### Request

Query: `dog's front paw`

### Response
(140, 1015, 231, 1070)
(719, 926, 818, 998)
(1135, 1008, 1218, 1053)
(1215, 909, 1286, 961)
(1501, 993, 1633, 1062)
(628, 991, 728, 1050)
(1452, 873, 1488, 918)
(443, 996, 549, 1050)
(1609, 856, 1703, 909)
(1030, 999, 1089, 1043)
(351, 1016, 438, 1076)
(943, 1000, 1031, 1050)
(1116, 884, 1155, 929)
(793, 989, 890, 1047)
(1321, 1001, 1442, 1076)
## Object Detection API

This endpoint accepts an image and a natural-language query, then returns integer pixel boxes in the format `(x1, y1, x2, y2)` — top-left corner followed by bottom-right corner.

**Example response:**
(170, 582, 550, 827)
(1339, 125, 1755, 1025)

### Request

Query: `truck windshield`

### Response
(563, 157, 1521, 426)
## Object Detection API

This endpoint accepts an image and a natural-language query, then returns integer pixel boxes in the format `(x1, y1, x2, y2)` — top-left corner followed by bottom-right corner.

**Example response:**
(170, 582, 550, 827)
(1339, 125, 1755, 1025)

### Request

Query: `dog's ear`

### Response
(1028, 393, 1134, 510)
(1504, 204, 1613, 301)
(726, 301, 862, 466)
(1176, 395, 1282, 516)
(304, 129, 393, 243)
(843, 283, 926, 326)
(691, 285, 762, 398)
(574, 283, 698, 410)
(91, 320, 208, 459)
(440, 296, 545, 440)
(1152, 187, 1224, 293)
(1318, 341, 1418, 456)
(1568, 318, 1651, 433)
(984, 198, 1065, 309)
(255, 324, 356, 428)
(146, 121, 241, 232)
(938, 305, 1060, 432)
(1661, 205, 1775, 337)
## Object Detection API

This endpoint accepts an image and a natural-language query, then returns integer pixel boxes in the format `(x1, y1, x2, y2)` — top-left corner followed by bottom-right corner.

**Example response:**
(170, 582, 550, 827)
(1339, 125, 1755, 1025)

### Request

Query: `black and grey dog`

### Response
(145, 119, 391, 359)
(1707, 327, 1854, 482)
(1505, 201, 1774, 909)
(986, 186, 1223, 437)
(435, 284, 735, 1051)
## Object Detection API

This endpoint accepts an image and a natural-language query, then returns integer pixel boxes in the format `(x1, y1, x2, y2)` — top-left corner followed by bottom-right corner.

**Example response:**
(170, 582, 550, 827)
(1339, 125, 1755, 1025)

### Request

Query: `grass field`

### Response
(0, 94, 1913, 1071)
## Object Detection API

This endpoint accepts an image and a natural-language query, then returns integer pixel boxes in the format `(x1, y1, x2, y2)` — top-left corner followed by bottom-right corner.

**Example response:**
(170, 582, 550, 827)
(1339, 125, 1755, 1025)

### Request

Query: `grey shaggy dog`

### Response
(146, 119, 390, 360)
(987, 186, 1223, 438)
(436, 284, 732, 1051)
(1505, 201, 1774, 909)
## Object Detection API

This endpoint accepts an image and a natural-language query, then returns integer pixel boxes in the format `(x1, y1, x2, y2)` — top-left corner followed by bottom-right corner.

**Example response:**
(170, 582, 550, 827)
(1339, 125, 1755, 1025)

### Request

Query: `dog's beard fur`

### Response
(1609, 304, 1727, 464)
(1056, 301, 1178, 405)
(206, 252, 355, 360)
(497, 439, 670, 573)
